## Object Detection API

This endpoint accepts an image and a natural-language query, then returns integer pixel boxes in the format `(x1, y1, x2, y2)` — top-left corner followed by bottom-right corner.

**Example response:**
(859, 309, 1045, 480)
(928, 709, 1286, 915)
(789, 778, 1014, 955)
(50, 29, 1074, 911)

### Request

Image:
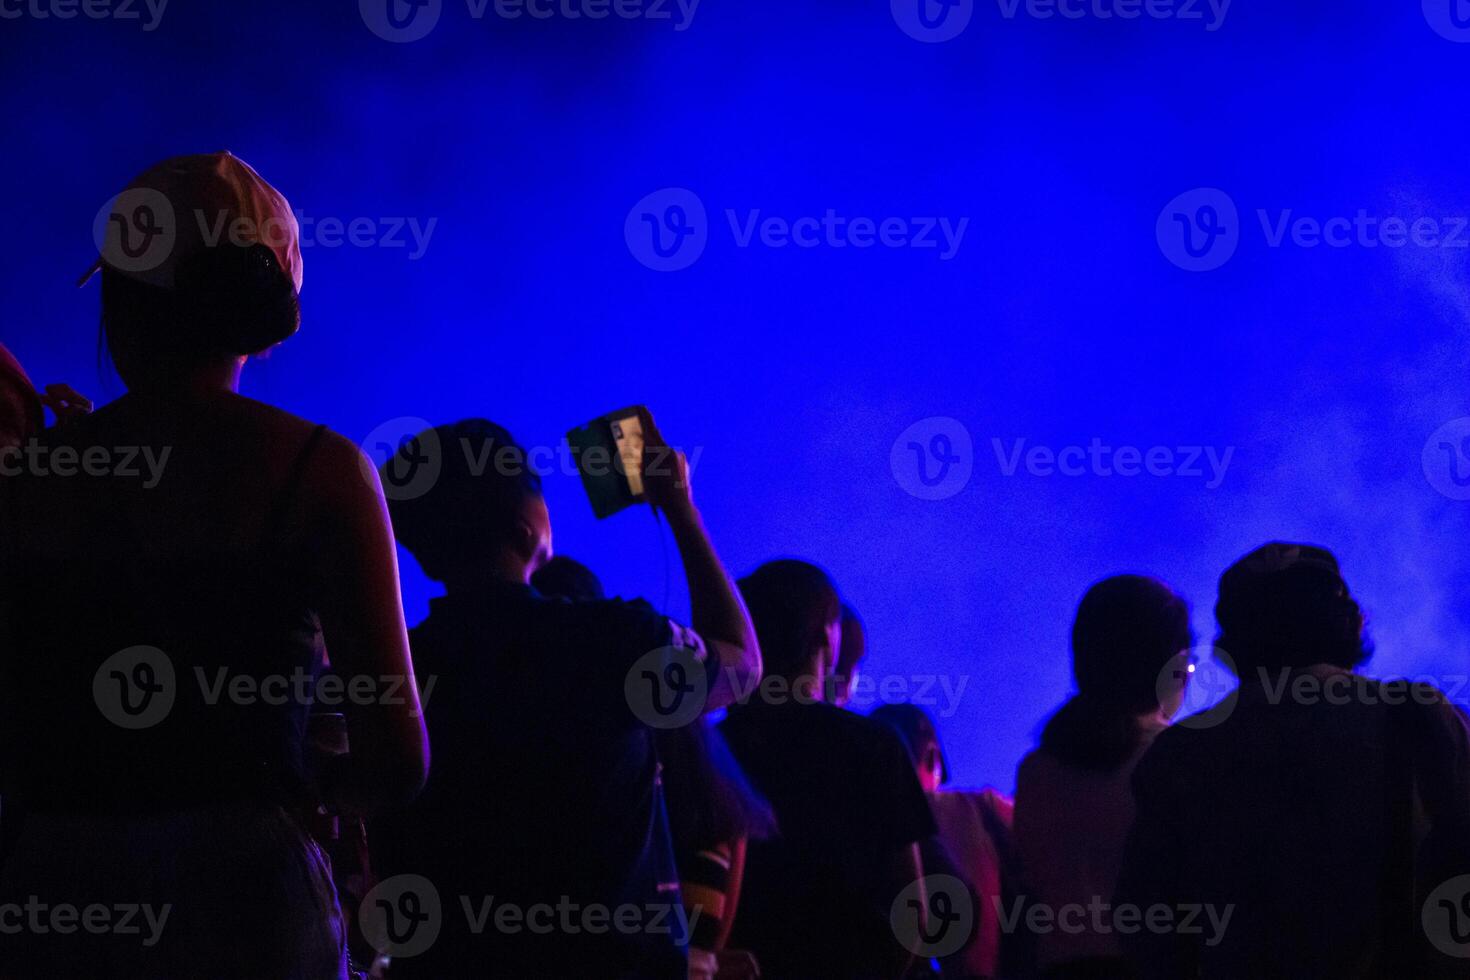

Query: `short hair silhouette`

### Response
(101, 243, 300, 361)
(737, 559, 841, 682)
(384, 419, 542, 581)
(1215, 541, 1370, 676)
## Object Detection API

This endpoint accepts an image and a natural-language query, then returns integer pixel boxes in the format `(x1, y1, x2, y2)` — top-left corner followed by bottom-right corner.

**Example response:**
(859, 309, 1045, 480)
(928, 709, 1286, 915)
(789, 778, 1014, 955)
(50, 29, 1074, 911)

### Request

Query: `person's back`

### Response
(373, 415, 760, 978)
(1117, 543, 1470, 979)
(3, 391, 343, 811)
(388, 581, 691, 977)
(722, 698, 934, 978)
(0, 152, 428, 980)
(872, 702, 1017, 980)
(1011, 574, 1193, 978)
(1119, 672, 1470, 978)
(1014, 717, 1164, 971)
(719, 560, 935, 979)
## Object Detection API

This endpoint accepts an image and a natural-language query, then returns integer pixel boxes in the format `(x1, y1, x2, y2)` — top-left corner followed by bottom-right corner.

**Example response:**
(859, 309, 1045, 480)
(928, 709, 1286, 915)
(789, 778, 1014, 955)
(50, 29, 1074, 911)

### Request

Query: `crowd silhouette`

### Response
(1, 153, 1468, 979)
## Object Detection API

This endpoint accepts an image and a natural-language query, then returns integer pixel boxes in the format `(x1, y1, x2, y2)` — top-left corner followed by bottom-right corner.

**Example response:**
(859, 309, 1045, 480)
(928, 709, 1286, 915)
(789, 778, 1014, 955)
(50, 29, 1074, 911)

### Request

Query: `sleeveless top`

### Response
(0, 417, 329, 815)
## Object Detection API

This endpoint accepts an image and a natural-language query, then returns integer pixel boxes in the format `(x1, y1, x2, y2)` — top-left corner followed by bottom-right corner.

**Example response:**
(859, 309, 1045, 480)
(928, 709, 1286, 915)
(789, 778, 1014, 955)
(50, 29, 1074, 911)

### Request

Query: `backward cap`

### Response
(83, 151, 302, 293)
(1216, 541, 1343, 634)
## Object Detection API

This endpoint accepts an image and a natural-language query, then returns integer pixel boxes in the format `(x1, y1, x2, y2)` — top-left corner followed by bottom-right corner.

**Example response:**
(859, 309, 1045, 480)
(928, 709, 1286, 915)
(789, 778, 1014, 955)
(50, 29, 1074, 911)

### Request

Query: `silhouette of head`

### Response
(101, 245, 300, 390)
(92, 153, 303, 388)
(384, 419, 550, 588)
(1072, 574, 1195, 716)
(89, 153, 304, 390)
(871, 702, 947, 792)
(531, 555, 605, 602)
(1040, 574, 1193, 770)
(830, 603, 867, 708)
(738, 559, 842, 700)
(1215, 541, 1370, 677)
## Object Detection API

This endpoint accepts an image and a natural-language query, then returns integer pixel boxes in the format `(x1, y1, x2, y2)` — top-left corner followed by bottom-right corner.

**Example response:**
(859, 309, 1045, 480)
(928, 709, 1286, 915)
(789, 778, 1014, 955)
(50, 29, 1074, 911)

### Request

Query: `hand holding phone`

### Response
(568, 406, 692, 519)
(637, 409, 693, 518)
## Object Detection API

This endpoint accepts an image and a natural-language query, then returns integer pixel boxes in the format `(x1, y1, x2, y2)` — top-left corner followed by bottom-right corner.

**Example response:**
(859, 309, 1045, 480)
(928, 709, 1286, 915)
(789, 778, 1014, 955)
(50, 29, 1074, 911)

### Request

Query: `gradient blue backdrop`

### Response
(4, 0, 1470, 790)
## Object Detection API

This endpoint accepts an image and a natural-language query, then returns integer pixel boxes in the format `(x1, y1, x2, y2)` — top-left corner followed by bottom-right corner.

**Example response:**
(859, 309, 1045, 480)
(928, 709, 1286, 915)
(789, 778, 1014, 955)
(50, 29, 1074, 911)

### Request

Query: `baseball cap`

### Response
(79, 151, 302, 294)
(1216, 541, 1344, 636)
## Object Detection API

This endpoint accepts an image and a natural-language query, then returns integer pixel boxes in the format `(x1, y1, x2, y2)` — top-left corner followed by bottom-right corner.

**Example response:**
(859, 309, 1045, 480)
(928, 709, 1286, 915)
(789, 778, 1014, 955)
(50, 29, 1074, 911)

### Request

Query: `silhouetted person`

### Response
(720, 559, 936, 979)
(1116, 543, 1470, 978)
(874, 702, 1017, 980)
(529, 552, 774, 977)
(1014, 575, 1193, 979)
(0, 152, 429, 979)
(375, 414, 760, 979)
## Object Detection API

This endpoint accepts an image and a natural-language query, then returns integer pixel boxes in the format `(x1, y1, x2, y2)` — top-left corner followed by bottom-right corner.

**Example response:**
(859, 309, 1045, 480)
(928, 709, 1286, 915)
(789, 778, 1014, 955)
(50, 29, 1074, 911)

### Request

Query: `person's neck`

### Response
(442, 559, 530, 596)
(130, 360, 243, 397)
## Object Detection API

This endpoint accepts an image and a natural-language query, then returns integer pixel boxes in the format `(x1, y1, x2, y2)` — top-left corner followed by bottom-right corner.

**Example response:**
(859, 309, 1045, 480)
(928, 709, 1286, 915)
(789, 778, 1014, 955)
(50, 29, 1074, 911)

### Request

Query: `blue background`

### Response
(4, 0, 1470, 790)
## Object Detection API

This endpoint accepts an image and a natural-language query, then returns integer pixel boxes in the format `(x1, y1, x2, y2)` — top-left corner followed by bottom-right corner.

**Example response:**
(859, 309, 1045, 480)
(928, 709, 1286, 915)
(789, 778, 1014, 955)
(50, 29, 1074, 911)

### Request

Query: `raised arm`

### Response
(638, 410, 760, 712)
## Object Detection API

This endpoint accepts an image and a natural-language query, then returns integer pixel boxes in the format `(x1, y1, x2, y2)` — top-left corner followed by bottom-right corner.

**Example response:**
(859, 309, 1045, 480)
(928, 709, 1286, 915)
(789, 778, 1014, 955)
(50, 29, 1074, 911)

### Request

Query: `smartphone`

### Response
(567, 406, 649, 518)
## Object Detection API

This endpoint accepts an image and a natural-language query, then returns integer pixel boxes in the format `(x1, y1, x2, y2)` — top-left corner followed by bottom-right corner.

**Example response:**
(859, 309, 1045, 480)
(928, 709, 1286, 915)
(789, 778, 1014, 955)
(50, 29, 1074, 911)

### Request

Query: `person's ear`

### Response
(510, 518, 537, 563)
(923, 744, 943, 781)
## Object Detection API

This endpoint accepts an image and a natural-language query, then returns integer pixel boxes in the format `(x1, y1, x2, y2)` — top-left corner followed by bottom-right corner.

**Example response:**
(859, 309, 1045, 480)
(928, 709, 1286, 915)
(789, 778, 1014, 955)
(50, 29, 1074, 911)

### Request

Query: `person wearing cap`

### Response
(1116, 543, 1470, 979)
(0, 153, 429, 979)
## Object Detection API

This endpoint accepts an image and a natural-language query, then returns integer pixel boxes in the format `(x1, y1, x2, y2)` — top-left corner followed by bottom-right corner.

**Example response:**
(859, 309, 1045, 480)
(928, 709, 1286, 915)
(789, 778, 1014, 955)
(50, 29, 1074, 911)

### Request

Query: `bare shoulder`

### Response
(224, 394, 378, 503)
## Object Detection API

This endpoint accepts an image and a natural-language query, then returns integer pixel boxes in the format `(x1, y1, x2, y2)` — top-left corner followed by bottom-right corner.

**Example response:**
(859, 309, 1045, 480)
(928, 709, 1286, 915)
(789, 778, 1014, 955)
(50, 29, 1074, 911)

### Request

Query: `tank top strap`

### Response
(263, 424, 329, 544)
